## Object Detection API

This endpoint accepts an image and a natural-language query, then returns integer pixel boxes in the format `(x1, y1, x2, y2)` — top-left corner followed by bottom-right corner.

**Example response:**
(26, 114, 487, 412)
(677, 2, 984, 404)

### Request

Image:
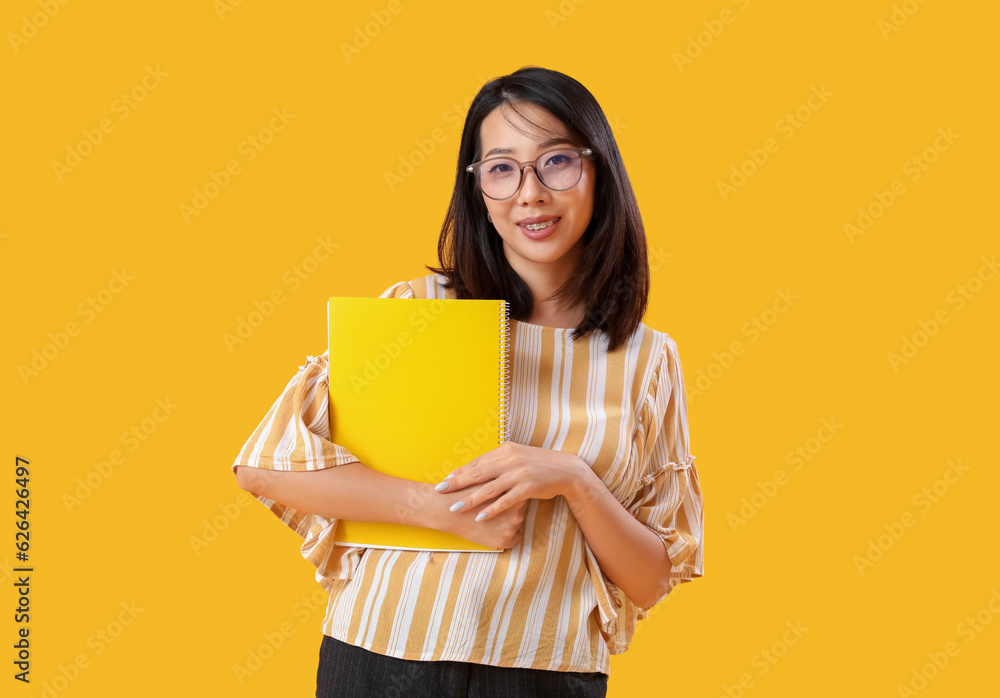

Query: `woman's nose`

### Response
(517, 166, 547, 201)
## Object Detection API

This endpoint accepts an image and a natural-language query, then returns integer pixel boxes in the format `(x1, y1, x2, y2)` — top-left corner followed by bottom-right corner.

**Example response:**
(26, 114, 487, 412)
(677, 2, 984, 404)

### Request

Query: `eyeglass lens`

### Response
(479, 150, 584, 199)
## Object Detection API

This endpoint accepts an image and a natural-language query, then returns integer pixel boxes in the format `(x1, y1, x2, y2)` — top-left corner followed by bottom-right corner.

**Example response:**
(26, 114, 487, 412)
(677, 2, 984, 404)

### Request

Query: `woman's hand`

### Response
(433, 442, 587, 523)
(429, 492, 527, 550)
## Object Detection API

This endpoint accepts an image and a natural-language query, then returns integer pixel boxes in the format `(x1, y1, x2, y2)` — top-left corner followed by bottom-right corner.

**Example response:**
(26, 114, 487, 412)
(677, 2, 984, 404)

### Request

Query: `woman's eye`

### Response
(544, 154, 571, 167)
(487, 162, 514, 175)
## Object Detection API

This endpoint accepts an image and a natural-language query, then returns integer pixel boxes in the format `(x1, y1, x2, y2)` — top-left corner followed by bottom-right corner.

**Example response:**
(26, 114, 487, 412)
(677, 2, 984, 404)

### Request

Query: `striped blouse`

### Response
(231, 273, 704, 675)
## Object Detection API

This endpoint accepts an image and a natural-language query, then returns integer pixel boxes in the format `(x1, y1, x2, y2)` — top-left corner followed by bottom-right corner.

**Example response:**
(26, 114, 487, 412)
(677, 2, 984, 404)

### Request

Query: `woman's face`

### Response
(477, 102, 595, 274)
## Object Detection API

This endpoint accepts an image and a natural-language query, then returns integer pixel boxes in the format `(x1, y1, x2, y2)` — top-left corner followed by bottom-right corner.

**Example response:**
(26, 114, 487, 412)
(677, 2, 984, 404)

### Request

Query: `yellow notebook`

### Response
(327, 296, 511, 552)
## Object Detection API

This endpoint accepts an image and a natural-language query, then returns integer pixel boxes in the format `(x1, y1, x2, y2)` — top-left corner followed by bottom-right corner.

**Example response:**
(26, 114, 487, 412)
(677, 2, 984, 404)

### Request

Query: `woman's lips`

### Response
(518, 217, 561, 240)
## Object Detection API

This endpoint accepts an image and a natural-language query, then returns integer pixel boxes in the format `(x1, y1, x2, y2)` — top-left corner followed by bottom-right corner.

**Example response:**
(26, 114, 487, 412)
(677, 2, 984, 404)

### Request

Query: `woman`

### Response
(232, 65, 704, 697)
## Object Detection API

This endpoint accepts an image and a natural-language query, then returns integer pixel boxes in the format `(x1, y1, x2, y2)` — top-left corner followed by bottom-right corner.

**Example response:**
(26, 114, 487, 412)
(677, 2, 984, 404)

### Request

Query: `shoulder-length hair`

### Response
(425, 65, 649, 352)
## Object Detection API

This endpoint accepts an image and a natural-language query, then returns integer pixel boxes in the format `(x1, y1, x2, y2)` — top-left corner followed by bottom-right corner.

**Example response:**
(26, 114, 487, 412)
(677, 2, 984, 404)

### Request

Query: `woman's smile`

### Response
(519, 215, 562, 239)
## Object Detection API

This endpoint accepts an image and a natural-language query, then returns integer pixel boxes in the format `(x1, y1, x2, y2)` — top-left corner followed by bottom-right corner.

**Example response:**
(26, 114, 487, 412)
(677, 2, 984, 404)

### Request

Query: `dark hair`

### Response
(425, 65, 649, 352)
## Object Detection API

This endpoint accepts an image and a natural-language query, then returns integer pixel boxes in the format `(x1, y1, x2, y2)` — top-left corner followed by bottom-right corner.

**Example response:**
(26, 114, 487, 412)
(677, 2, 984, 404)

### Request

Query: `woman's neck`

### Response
(504, 237, 587, 328)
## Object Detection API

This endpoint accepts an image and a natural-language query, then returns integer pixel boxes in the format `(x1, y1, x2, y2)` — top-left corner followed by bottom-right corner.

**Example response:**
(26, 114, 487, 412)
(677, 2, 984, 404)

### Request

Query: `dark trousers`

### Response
(316, 635, 608, 698)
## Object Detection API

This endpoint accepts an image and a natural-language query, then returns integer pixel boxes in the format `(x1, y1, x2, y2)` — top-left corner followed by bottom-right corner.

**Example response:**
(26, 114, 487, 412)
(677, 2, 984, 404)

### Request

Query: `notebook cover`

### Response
(327, 296, 509, 552)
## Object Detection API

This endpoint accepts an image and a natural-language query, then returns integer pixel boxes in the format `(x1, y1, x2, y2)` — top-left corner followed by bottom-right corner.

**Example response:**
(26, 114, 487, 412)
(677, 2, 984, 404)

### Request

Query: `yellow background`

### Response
(2, 0, 998, 695)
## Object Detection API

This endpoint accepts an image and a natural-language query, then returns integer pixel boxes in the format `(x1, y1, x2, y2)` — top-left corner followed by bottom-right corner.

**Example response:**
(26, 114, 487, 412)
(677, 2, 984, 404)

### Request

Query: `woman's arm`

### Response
(236, 462, 430, 524)
(433, 443, 673, 608)
(563, 460, 674, 608)
(234, 462, 526, 551)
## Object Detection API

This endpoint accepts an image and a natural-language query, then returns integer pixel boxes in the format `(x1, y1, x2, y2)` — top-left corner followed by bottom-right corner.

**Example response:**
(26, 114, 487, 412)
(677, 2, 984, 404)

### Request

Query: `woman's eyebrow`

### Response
(483, 137, 575, 159)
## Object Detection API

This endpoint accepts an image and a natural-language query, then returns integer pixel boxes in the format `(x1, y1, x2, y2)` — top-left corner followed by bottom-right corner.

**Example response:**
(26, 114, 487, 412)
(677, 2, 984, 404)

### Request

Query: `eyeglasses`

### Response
(466, 147, 593, 200)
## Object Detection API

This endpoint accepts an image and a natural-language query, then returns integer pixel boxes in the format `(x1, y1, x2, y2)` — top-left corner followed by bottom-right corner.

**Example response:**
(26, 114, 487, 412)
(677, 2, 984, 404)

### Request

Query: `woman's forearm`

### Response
(235, 462, 437, 527)
(564, 458, 674, 609)
(234, 463, 526, 549)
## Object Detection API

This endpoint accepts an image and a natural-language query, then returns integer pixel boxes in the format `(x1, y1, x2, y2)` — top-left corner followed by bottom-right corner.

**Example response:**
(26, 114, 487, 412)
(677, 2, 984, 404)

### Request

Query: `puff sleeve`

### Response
(229, 279, 414, 590)
(627, 335, 704, 604)
(587, 334, 705, 653)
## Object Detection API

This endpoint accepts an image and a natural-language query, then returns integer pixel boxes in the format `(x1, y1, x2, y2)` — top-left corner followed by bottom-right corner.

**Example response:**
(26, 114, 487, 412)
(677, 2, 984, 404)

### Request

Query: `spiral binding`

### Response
(498, 300, 511, 444)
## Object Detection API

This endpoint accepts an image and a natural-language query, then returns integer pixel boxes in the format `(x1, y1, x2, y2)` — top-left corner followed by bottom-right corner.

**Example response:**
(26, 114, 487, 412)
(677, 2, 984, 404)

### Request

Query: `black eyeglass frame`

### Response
(465, 147, 594, 200)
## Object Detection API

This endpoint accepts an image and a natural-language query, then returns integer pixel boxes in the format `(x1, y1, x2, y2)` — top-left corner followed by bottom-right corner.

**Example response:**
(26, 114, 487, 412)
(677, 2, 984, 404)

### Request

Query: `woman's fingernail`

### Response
(475, 512, 487, 522)
(445, 473, 454, 480)
(449, 501, 465, 512)
(434, 481, 450, 492)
